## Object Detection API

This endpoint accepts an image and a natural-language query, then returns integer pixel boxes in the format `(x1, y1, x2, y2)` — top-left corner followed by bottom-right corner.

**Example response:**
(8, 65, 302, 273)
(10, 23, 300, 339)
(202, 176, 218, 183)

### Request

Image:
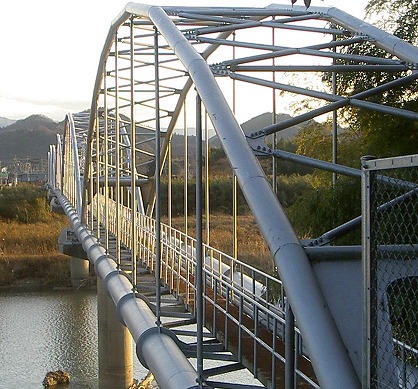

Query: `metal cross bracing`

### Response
(46, 3, 418, 389)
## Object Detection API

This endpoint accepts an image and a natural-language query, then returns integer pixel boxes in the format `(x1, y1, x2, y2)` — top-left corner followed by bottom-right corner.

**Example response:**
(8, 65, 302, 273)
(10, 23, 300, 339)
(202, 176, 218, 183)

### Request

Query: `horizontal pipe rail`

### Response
(94, 177, 149, 187)
(53, 190, 200, 389)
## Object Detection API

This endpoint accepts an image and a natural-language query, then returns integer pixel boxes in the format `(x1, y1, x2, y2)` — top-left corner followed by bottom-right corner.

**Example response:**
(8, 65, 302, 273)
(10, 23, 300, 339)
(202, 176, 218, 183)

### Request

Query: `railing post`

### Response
(114, 30, 121, 267)
(154, 26, 162, 328)
(130, 16, 138, 288)
(196, 92, 204, 387)
(95, 107, 101, 238)
(103, 68, 109, 252)
(285, 298, 296, 389)
(332, 33, 338, 187)
(183, 101, 188, 236)
(361, 155, 375, 388)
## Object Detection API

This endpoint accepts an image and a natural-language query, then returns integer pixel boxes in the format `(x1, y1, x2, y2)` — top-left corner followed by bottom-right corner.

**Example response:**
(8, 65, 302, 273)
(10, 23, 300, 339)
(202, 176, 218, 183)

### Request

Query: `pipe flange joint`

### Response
(188, 386, 212, 389)
(136, 326, 180, 369)
(93, 253, 109, 274)
(103, 269, 119, 290)
(115, 292, 135, 326)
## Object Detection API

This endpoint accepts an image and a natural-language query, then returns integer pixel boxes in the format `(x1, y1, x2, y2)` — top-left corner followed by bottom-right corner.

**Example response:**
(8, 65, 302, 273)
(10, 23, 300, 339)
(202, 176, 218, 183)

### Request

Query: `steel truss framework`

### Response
(47, 3, 418, 389)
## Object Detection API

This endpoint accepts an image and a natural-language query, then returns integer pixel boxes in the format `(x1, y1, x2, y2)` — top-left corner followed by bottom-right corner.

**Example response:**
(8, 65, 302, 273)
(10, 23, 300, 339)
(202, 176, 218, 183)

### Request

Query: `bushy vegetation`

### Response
(284, 0, 418, 244)
(0, 255, 70, 287)
(287, 177, 361, 244)
(160, 174, 312, 216)
(0, 184, 70, 287)
(209, 142, 313, 177)
(0, 184, 51, 223)
(326, 0, 418, 161)
(168, 214, 273, 273)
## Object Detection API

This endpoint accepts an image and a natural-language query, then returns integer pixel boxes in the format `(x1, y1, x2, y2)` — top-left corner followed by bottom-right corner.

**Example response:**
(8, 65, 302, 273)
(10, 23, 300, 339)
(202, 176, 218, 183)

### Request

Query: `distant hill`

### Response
(0, 111, 314, 168)
(170, 132, 196, 159)
(241, 112, 308, 138)
(0, 115, 64, 164)
(0, 116, 16, 128)
(209, 112, 314, 148)
(1, 114, 62, 133)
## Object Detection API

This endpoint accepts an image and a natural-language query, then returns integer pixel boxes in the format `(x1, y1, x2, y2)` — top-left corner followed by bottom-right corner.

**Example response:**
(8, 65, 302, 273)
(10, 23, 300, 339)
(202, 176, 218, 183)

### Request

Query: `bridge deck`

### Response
(97, 221, 317, 388)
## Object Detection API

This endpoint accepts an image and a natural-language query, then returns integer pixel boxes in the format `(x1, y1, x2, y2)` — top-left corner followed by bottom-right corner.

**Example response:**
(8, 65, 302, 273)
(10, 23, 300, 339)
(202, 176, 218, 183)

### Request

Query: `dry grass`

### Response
(0, 216, 68, 255)
(166, 213, 274, 274)
(0, 215, 71, 287)
(0, 209, 273, 287)
(0, 254, 71, 287)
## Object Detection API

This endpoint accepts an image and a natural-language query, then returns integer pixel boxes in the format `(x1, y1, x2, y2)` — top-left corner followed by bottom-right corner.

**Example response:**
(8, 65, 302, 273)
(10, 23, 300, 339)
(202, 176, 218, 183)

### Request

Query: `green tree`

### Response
(293, 120, 364, 186)
(287, 177, 361, 244)
(366, 0, 418, 45)
(0, 184, 51, 223)
(331, 0, 418, 158)
(284, 1, 418, 243)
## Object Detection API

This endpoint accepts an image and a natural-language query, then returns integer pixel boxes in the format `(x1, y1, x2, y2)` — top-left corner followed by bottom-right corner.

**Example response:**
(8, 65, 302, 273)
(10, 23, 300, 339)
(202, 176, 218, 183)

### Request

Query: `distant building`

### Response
(5, 157, 48, 185)
(0, 171, 9, 185)
(18, 172, 47, 183)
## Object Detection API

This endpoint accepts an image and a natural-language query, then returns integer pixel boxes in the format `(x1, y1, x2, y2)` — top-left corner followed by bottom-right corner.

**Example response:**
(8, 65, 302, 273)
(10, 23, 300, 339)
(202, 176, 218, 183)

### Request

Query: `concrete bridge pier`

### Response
(97, 278, 134, 389)
(69, 257, 90, 287)
(58, 228, 91, 287)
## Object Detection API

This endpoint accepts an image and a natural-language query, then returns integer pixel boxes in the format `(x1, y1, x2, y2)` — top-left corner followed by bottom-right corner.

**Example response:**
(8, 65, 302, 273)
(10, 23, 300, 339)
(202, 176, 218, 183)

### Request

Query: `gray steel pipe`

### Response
(270, 149, 361, 178)
(65, 114, 83, 216)
(269, 3, 418, 65)
(125, 4, 360, 388)
(54, 189, 200, 389)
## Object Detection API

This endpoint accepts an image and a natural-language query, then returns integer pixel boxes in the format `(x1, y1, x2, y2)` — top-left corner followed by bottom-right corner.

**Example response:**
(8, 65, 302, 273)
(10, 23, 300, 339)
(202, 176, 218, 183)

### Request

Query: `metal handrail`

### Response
(95, 193, 317, 386)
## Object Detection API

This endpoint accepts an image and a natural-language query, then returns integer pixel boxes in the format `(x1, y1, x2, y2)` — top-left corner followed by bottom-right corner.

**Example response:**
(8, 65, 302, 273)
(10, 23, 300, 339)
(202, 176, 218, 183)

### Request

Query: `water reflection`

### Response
(0, 290, 146, 389)
(42, 291, 99, 387)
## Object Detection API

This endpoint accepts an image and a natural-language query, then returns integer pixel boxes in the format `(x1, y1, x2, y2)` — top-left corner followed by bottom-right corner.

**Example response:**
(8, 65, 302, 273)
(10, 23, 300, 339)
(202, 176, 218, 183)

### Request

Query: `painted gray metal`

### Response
(361, 155, 418, 387)
(54, 190, 200, 389)
(269, 148, 361, 178)
(65, 3, 418, 388)
(81, 8, 132, 222)
(121, 4, 360, 388)
(195, 94, 205, 386)
(66, 114, 83, 217)
(230, 73, 418, 136)
(312, 258, 363, 379)
(269, 3, 418, 64)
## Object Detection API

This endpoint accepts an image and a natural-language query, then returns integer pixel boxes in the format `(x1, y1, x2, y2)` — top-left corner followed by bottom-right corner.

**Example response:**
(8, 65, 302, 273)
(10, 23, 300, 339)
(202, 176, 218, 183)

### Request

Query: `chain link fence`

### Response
(363, 155, 418, 389)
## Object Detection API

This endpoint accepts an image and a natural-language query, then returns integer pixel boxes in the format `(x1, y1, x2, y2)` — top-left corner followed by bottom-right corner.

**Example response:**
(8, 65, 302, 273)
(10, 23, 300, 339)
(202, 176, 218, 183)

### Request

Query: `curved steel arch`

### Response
(62, 113, 85, 216)
(66, 3, 418, 389)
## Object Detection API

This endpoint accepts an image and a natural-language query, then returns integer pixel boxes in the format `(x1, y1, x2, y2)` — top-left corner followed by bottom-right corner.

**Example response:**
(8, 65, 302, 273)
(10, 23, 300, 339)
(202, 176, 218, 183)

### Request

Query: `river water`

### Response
(0, 289, 263, 389)
(0, 289, 148, 389)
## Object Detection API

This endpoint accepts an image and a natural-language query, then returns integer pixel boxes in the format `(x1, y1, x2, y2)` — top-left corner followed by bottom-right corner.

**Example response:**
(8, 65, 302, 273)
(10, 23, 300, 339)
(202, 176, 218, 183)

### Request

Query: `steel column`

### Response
(154, 27, 162, 327)
(196, 92, 204, 387)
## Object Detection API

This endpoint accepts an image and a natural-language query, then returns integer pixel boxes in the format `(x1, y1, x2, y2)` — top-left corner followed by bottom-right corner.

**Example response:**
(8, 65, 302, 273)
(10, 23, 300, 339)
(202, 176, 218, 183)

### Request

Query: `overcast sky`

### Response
(0, 0, 369, 122)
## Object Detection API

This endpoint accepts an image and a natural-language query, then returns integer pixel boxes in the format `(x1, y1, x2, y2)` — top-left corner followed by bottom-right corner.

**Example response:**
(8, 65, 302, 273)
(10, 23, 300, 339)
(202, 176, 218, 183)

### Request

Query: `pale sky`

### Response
(0, 0, 369, 122)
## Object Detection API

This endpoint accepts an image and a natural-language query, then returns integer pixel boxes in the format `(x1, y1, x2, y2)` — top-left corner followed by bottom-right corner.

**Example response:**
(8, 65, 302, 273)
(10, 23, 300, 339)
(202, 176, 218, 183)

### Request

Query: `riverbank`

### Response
(0, 213, 274, 288)
(0, 217, 73, 288)
(0, 184, 273, 289)
(0, 254, 71, 289)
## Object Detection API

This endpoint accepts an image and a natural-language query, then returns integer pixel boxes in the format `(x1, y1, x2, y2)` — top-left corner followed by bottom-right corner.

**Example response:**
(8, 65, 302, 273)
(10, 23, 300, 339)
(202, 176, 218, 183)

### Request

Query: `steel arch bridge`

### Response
(47, 3, 418, 389)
